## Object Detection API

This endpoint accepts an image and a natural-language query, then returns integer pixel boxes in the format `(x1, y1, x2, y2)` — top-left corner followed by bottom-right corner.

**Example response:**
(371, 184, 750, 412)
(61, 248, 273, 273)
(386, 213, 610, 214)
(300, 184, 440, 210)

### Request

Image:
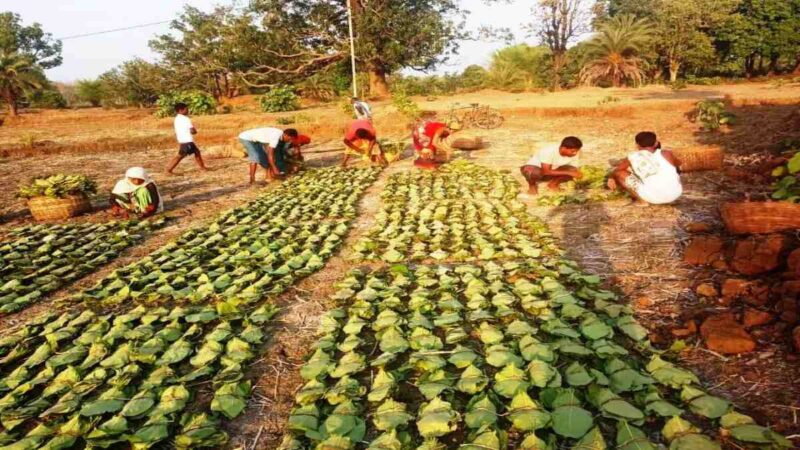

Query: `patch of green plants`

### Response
(597, 95, 621, 105)
(391, 91, 422, 120)
(155, 91, 217, 118)
(276, 113, 313, 125)
(669, 80, 688, 91)
(259, 86, 300, 113)
(696, 99, 736, 131)
(771, 143, 800, 202)
(17, 174, 97, 199)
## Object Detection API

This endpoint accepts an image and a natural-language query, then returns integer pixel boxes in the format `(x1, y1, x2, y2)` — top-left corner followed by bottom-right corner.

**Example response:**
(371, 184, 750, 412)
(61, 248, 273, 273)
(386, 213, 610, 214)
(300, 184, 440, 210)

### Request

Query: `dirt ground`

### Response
(2, 81, 800, 445)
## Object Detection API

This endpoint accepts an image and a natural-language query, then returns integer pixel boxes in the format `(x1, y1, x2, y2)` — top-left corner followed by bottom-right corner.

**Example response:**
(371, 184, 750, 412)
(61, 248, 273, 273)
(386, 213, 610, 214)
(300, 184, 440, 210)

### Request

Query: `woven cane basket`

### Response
(675, 147, 723, 172)
(721, 201, 800, 234)
(28, 195, 92, 221)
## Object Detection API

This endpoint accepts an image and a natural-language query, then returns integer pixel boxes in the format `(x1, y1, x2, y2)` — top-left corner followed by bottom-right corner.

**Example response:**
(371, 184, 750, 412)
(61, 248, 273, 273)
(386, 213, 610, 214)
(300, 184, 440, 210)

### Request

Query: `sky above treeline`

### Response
(2, 0, 538, 83)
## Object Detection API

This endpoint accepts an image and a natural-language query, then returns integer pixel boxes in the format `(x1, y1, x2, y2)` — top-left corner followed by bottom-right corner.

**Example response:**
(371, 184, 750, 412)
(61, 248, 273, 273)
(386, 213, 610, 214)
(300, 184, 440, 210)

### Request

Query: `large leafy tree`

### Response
(98, 59, 175, 107)
(246, 0, 466, 97)
(580, 15, 652, 87)
(0, 12, 61, 115)
(150, 6, 257, 99)
(715, 0, 800, 77)
(529, 0, 591, 90)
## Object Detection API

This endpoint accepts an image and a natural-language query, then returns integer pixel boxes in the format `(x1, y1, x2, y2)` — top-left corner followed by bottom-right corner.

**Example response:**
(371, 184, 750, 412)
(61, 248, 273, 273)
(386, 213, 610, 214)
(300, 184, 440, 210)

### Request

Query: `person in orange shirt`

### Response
(342, 119, 388, 167)
(412, 120, 453, 169)
(286, 134, 311, 173)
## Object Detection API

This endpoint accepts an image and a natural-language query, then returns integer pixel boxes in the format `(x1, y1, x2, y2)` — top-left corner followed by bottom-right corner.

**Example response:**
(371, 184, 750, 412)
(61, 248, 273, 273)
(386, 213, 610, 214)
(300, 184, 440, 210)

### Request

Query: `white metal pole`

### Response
(346, 0, 358, 97)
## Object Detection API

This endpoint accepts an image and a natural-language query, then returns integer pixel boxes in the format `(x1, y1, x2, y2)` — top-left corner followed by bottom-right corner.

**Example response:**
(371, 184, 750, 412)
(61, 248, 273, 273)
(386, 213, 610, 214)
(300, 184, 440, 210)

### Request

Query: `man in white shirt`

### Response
(166, 103, 208, 174)
(520, 136, 583, 194)
(352, 97, 372, 121)
(238, 127, 299, 184)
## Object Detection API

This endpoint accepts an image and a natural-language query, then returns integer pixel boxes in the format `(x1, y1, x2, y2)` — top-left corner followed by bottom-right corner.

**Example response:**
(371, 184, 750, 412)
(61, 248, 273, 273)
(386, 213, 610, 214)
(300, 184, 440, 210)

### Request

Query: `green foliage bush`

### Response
(259, 86, 300, 112)
(27, 89, 67, 109)
(696, 99, 736, 131)
(155, 90, 217, 118)
(771, 141, 800, 202)
(75, 79, 105, 107)
(391, 91, 421, 119)
(488, 44, 553, 91)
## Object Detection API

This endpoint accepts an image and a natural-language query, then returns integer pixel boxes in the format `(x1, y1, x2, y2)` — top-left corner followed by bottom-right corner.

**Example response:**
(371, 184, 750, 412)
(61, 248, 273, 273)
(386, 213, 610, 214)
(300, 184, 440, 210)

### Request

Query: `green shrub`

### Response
(696, 99, 736, 131)
(771, 147, 800, 202)
(17, 174, 97, 199)
(391, 91, 421, 120)
(155, 91, 217, 118)
(669, 79, 688, 91)
(28, 90, 67, 109)
(597, 95, 621, 105)
(75, 79, 105, 107)
(259, 86, 300, 112)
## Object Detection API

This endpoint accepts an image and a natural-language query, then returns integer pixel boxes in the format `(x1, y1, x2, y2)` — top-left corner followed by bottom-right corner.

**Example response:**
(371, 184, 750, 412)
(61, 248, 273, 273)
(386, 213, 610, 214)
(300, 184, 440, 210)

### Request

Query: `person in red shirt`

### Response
(286, 134, 310, 173)
(342, 119, 388, 167)
(412, 120, 453, 169)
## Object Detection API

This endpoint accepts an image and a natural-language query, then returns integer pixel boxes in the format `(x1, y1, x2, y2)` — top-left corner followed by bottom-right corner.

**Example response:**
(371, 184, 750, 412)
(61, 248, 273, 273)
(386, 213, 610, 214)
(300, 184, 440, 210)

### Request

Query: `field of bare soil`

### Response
(1, 81, 800, 446)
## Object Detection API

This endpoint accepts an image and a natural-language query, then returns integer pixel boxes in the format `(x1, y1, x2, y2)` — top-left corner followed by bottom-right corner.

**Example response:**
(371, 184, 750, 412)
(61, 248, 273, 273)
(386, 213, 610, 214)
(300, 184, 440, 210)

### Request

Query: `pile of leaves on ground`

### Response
(69, 167, 380, 311)
(281, 162, 790, 449)
(353, 161, 555, 263)
(0, 220, 165, 315)
(536, 166, 627, 207)
(0, 166, 380, 448)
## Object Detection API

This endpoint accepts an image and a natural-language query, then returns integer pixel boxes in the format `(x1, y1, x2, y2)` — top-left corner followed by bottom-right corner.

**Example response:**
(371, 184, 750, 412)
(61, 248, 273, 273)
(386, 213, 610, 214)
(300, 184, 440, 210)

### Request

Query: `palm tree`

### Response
(0, 51, 43, 116)
(580, 15, 654, 88)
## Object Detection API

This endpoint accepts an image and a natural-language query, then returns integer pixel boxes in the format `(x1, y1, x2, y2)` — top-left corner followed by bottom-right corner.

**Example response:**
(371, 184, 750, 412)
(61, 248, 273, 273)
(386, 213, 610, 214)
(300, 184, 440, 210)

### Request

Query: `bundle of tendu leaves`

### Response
(536, 166, 628, 207)
(17, 174, 97, 199)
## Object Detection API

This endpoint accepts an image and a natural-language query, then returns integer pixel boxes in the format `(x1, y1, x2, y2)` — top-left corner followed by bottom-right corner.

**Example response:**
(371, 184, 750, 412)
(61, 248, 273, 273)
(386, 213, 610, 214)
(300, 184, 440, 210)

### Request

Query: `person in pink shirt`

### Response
(342, 119, 388, 167)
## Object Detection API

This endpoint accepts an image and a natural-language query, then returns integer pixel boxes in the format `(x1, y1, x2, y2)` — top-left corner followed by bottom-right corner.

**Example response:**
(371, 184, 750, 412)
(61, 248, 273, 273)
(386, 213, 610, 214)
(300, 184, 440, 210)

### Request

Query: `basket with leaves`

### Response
(17, 174, 97, 220)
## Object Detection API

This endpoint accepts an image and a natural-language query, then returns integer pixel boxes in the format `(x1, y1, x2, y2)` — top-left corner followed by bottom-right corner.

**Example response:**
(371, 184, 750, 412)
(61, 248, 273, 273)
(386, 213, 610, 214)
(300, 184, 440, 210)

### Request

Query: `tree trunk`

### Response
(744, 55, 755, 78)
(1, 89, 17, 117)
(669, 59, 681, 82)
(767, 53, 780, 75)
(793, 55, 800, 74)
(551, 52, 566, 91)
(368, 67, 390, 98)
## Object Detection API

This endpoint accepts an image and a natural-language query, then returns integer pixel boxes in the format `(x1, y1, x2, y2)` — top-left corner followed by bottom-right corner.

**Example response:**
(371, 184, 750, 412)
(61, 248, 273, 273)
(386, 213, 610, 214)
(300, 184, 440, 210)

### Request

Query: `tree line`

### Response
(1, 0, 799, 115)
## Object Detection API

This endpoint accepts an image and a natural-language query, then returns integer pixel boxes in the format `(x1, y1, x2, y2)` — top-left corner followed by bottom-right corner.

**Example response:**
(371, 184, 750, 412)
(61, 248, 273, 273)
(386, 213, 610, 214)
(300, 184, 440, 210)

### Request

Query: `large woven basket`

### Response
(28, 195, 92, 221)
(721, 201, 800, 234)
(675, 147, 723, 172)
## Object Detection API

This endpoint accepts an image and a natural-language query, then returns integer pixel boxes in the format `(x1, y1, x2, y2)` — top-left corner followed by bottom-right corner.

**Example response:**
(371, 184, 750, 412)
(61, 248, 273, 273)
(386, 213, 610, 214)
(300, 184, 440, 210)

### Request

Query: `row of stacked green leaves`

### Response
(0, 167, 381, 449)
(352, 162, 559, 263)
(282, 162, 790, 449)
(0, 220, 166, 315)
(70, 167, 380, 311)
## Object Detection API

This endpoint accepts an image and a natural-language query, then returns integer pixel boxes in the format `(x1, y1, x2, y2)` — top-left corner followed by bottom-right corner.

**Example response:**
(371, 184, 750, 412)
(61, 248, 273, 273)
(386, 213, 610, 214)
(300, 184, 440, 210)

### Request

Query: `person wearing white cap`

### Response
(109, 167, 164, 218)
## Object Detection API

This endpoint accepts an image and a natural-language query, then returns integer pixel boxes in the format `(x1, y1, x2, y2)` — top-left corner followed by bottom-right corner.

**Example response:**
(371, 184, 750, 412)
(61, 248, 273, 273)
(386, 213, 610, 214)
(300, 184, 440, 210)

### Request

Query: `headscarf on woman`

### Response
(112, 167, 164, 213)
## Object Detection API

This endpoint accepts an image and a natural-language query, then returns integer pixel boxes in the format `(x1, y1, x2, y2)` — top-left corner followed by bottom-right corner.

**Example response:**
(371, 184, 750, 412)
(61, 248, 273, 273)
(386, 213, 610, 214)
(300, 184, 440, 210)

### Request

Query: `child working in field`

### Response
(608, 131, 682, 205)
(166, 103, 208, 174)
(520, 136, 584, 194)
(110, 167, 163, 218)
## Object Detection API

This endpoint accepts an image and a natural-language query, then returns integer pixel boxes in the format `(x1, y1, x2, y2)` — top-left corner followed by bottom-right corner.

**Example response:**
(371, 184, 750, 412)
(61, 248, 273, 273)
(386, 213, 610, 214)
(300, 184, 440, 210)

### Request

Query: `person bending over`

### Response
(412, 120, 455, 169)
(520, 136, 583, 195)
(110, 167, 163, 218)
(286, 134, 310, 173)
(608, 131, 682, 205)
(238, 127, 298, 184)
(342, 119, 388, 167)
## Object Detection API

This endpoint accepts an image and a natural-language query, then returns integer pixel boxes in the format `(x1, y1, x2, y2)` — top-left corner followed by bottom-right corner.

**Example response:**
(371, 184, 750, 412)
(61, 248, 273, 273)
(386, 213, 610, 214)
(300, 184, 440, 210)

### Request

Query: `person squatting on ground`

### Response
(110, 167, 163, 219)
(342, 119, 388, 167)
(608, 131, 683, 205)
(412, 120, 457, 169)
(238, 127, 299, 184)
(166, 103, 208, 174)
(520, 136, 584, 194)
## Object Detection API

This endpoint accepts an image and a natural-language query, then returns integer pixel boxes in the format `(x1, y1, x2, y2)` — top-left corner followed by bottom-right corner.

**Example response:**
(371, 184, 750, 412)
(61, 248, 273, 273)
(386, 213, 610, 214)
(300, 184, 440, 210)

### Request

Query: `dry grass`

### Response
(1, 81, 799, 442)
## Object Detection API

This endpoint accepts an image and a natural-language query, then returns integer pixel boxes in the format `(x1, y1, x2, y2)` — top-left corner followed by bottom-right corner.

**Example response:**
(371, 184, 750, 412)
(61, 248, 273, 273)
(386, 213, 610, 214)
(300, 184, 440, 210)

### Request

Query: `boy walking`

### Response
(166, 103, 208, 174)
